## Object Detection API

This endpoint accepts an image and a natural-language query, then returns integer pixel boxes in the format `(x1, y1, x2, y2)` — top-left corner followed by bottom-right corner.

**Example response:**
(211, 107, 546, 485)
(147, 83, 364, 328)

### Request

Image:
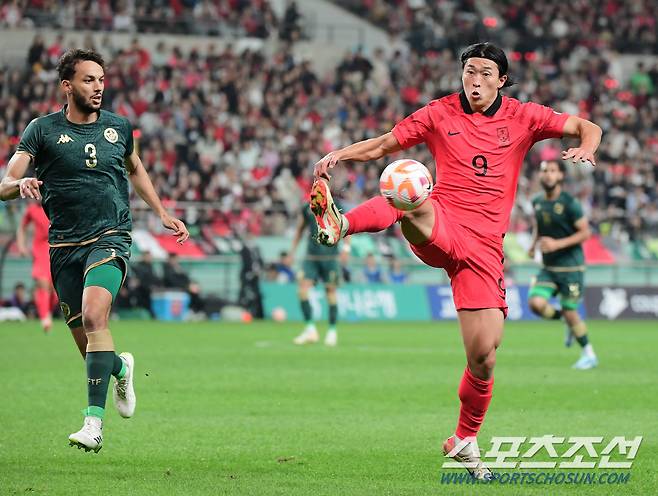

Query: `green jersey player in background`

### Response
(0, 49, 189, 452)
(527, 160, 597, 369)
(290, 199, 347, 347)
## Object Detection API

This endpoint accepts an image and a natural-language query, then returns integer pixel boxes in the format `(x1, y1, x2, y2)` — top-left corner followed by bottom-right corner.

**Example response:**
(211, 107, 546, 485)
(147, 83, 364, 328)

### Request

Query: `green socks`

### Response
(86, 351, 124, 419)
(301, 299, 312, 323)
(329, 304, 338, 327)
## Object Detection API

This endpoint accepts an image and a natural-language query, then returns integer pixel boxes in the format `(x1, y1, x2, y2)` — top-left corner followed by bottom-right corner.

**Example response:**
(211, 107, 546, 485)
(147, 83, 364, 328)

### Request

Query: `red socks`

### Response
(344, 196, 403, 236)
(455, 367, 494, 439)
(34, 287, 52, 321)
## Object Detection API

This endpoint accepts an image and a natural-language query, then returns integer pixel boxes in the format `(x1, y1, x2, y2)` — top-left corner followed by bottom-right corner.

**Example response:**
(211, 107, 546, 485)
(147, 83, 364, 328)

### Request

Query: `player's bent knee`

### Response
(528, 297, 546, 313)
(81, 305, 110, 333)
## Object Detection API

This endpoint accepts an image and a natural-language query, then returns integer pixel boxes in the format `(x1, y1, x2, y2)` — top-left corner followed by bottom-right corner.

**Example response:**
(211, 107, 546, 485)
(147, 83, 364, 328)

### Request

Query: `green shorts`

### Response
(50, 232, 132, 328)
(528, 268, 584, 310)
(300, 258, 340, 285)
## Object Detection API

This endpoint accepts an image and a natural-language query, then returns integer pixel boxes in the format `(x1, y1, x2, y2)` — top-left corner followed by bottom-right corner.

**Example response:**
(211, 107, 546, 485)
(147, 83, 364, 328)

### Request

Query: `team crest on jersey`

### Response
(104, 127, 118, 143)
(497, 127, 510, 145)
(553, 203, 564, 215)
(60, 302, 71, 319)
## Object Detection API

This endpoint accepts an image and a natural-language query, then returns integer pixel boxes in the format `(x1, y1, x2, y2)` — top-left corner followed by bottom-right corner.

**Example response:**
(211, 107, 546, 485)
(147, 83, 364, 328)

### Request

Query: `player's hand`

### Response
(562, 147, 596, 166)
(161, 214, 189, 244)
(527, 246, 536, 259)
(17, 243, 29, 257)
(313, 151, 341, 180)
(19, 178, 42, 200)
(539, 237, 560, 253)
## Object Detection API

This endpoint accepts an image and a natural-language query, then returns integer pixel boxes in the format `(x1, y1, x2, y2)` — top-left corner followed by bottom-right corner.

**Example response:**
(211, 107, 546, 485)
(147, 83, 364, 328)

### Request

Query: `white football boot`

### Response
(324, 329, 338, 347)
(113, 352, 136, 418)
(293, 325, 320, 345)
(69, 416, 103, 453)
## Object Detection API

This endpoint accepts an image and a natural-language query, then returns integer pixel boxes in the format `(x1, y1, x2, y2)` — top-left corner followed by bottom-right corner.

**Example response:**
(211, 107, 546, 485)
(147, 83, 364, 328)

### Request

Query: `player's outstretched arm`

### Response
(125, 151, 189, 244)
(0, 153, 42, 202)
(561, 116, 602, 166)
(314, 132, 402, 180)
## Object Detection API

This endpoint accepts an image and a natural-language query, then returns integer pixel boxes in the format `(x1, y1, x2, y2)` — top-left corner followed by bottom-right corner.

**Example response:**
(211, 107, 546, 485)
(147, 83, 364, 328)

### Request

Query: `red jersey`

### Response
(392, 92, 569, 235)
(22, 203, 50, 256)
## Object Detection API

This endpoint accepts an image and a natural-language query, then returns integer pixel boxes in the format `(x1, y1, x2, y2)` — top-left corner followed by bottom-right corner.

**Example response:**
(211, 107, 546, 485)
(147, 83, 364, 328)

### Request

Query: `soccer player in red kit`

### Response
(310, 43, 602, 479)
(17, 202, 58, 333)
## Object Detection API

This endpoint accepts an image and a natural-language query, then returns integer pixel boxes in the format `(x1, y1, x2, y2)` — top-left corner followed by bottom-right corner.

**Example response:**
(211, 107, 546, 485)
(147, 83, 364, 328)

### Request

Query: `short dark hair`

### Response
(460, 42, 514, 88)
(56, 49, 105, 81)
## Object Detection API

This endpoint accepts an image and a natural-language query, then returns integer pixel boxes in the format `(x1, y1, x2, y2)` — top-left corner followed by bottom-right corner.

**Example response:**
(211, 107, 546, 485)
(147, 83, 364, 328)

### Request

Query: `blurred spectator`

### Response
(363, 253, 383, 283)
(388, 258, 408, 284)
(274, 251, 295, 283)
(163, 253, 206, 316)
(4, 282, 34, 316)
(131, 252, 161, 316)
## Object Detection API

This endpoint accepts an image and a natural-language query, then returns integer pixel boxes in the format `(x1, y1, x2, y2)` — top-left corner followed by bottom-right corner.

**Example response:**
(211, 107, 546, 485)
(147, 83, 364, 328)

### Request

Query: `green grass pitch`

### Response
(1, 319, 656, 495)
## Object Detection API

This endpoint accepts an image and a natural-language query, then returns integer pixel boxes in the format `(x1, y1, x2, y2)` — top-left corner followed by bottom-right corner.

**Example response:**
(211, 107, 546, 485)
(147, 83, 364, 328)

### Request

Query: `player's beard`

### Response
(70, 87, 101, 115)
(541, 180, 559, 193)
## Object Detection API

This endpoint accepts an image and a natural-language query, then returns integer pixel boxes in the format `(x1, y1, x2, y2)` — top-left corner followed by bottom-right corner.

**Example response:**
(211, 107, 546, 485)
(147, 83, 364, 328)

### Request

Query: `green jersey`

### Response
(16, 107, 134, 245)
(532, 190, 585, 270)
(301, 204, 340, 258)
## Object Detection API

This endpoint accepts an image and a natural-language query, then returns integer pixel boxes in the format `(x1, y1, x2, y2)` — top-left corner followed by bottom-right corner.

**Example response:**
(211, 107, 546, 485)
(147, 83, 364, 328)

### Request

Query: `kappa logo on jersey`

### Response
(57, 134, 74, 144)
(104, 127, 118, 143)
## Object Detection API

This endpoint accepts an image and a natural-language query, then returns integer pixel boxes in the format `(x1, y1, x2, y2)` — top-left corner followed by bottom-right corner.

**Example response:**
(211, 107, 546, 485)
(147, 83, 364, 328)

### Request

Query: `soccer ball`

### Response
(379, 159, 433, 211)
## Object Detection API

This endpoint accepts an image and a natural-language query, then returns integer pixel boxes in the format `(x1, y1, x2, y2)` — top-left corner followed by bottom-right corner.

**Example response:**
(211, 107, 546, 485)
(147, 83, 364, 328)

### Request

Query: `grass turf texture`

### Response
(1, 319, 656, 495)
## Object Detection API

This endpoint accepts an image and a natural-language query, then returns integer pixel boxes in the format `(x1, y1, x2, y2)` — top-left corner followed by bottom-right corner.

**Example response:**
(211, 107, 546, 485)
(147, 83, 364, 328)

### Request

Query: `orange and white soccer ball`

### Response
(379, 159, 433, 211)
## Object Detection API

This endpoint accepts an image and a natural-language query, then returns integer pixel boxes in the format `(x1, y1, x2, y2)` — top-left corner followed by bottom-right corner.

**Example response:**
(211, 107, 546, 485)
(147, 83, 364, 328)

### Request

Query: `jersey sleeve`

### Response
(392, 103, 440, 149)
(122, 118, 134, 157)
(568, 197, 584, 224)
(522, 102, 570, 142)
(16, 118, 43, 157)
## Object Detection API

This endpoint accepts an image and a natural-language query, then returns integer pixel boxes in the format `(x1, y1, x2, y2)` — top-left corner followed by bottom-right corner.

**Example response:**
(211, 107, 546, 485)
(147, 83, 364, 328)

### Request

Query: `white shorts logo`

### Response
(104, 127, 118, 143)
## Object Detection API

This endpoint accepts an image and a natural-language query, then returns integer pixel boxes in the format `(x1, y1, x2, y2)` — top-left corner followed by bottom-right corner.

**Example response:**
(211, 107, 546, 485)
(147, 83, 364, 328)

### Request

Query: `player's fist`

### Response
(561, 147, 596, 166)
(19, 178, 42, 200)
(161, 213, 189, 244)
(313, 151, 341, 180)
(539, 236, 560, 253)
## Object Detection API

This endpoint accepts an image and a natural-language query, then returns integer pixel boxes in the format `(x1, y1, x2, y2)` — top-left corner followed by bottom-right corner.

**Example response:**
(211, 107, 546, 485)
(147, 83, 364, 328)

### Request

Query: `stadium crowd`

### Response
(333, 0, 658, 55)
(1, 2, 657, 253)
(2, 0, 304, 41)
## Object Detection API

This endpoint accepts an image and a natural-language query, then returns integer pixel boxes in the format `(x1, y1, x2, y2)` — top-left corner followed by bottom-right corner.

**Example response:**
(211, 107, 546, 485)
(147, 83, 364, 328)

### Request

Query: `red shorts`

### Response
(409, 201, 508, 317)
(32, 249, 52, 284)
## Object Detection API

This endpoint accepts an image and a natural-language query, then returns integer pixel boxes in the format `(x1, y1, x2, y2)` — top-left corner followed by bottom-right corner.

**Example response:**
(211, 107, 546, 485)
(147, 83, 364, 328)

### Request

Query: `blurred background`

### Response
(1, 0, 657, 324)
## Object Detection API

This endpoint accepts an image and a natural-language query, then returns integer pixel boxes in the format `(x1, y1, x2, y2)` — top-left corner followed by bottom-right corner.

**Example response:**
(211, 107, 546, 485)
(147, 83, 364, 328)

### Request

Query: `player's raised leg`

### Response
(443, 308, 502, 480)
(564, 310, 597, 369)
(293, 277, 319, 344)
(310, 178, 435, 247)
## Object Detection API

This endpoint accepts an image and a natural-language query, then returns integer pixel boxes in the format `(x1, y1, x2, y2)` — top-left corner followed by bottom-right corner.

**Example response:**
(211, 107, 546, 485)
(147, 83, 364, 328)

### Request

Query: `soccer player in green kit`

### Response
(290, 200, 345, 346)
(528, 160, 598, 369)
(0, 49, 189, 452)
